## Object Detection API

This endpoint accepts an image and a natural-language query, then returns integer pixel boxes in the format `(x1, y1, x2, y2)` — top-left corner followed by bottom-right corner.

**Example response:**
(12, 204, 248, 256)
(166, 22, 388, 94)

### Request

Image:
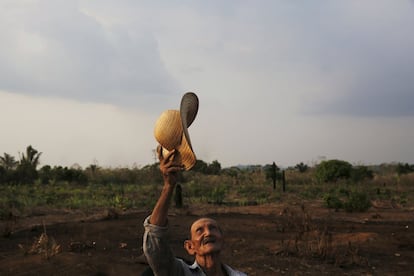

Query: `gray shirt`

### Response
(143, 216, 247, 276)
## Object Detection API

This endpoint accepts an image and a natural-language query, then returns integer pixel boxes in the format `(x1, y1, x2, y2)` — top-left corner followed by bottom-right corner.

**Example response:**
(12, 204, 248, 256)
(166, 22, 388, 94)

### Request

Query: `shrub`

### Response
(344, 191, 371, 212)
(315, 160, 352, 183)
(323, 193, 343, 209)
(351, 166, 374, 182)
(295, 162, 309, 173)
(396, 163, 414, 175)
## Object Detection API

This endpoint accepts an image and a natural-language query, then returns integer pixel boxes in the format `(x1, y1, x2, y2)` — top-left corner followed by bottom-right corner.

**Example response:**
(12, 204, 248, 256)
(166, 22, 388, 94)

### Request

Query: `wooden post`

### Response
(271, 162, 277, 190)
(175, 184, 183, 208)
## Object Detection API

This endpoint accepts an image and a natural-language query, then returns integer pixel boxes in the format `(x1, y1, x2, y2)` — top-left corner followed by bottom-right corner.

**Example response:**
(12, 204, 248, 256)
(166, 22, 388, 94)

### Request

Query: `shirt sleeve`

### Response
(143, 216, 185, 276)
(223, 264, 248, 276)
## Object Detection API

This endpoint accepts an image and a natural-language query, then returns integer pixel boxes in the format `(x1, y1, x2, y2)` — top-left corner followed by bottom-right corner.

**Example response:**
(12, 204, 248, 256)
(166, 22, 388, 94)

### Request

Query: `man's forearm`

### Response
(150, 147, 181, 227)
(149, 180, 175, 226)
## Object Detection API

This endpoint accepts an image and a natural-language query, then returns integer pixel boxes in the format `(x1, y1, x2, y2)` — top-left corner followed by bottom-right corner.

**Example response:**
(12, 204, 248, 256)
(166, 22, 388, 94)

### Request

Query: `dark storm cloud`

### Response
(319, 63, 414, 117)
(295, 1, 414, 117)
(2, 0, 413, 116)
(0, 1, 180, 110)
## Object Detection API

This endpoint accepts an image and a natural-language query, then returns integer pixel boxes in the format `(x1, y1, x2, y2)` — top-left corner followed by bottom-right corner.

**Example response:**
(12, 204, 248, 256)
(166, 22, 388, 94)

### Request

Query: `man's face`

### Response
(186, 218, 223, 256)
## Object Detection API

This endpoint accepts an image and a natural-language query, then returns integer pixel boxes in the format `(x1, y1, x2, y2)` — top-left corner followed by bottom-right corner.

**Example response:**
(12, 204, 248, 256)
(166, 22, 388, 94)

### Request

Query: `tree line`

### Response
(1, 145, 412, 186)
(0, 145, 223, 185)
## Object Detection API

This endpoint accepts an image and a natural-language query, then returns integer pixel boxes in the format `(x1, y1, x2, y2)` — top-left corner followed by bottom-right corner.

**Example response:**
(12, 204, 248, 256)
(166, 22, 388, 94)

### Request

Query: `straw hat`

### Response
(154, 92, 199, 170)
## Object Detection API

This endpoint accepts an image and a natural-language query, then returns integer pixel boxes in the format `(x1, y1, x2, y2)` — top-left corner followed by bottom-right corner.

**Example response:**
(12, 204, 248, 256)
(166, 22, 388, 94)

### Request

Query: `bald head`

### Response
(190, 217, 222, 238)
(184, 217, 224, 257)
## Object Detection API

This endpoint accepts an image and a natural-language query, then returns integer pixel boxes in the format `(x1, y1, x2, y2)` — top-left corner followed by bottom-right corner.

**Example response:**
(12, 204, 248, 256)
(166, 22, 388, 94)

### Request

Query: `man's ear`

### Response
(184, 240, 195, 255)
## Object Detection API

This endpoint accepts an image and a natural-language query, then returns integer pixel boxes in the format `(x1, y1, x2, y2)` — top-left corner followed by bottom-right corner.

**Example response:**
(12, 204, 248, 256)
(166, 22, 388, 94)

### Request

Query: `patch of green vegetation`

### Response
(323, 193, 343, 209)
(322, 189, 371, 212)
(0, 182, 159, 216)
(343, 191, 371, 212)
(1, 160, 413, 217)
(298, 185, 324, 200)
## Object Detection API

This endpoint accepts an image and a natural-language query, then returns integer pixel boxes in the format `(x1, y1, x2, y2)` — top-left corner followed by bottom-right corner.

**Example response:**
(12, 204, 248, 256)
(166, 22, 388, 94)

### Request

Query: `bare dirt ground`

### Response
(1, 201, 413, 275)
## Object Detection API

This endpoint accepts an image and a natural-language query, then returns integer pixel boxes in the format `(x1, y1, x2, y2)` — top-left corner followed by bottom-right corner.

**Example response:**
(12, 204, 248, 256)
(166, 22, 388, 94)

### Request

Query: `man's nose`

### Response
(204, 226, 217, 237)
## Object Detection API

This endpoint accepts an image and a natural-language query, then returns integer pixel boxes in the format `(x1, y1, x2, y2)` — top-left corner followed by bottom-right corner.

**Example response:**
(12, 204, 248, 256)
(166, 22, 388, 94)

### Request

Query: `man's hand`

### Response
(157, 145, 184, 186)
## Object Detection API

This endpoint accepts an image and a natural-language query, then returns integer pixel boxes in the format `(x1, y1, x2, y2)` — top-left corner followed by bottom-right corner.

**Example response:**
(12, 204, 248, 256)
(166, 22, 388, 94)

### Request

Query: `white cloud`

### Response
(0, 90, 156, 168)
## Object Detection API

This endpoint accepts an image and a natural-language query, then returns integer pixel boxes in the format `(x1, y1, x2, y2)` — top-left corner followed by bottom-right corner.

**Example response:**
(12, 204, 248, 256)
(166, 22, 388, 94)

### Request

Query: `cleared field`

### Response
(1, 202, 413, 275)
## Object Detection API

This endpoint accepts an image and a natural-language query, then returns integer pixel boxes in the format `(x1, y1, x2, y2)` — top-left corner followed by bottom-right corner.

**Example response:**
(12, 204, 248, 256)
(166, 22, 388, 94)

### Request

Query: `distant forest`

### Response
(1, 145, 413, 186)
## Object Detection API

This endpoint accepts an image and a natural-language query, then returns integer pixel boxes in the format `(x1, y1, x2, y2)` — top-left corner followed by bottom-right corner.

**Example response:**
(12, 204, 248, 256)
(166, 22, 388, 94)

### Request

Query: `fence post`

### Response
(175, 184, 183, 208)
(271, 162, 277, 190)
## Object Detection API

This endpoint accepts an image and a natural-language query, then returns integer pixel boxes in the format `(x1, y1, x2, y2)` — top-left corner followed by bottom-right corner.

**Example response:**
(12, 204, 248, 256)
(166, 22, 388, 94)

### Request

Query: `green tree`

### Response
(222, 167, 241, 178)
(193, 159, 222, 175)
(85, 163, 100, 184)
(207, 160, 221, 175)
(193, 159, 208, 173)
(396, 163, 414, 175)
(0, 153, 18, 184)
(295, 162, 309, 173)
(315, 159, 352, 183)
(39, 165, 52, 184)
(16, 145, 42, 184)
(19, 145, 42, 168)
(0, 153, 18, 170)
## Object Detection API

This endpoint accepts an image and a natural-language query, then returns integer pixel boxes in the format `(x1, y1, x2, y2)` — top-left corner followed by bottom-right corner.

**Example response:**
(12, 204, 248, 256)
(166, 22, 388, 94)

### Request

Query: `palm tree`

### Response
(19, 145, 42, 169)
(0, 153, 18, 170)
(0, 153, 18, 184)
(17, 145, 42, 184)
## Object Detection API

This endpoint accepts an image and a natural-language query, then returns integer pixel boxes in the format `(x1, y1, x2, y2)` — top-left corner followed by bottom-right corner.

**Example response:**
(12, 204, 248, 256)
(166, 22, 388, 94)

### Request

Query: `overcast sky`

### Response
(1, 0, 413, 168)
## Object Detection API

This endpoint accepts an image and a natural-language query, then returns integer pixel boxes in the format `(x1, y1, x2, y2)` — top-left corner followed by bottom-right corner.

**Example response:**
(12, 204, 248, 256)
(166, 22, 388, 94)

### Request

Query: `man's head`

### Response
(184, 217, 224, 257)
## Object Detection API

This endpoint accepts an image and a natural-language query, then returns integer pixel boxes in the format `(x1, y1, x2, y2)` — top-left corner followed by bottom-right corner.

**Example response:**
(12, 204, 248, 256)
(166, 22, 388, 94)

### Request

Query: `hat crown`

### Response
(154, 110, 183, 151)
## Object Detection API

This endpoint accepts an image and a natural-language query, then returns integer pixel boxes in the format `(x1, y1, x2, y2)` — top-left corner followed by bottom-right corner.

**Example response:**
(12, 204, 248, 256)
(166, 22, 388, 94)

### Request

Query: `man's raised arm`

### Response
(149, 146, 183, 226)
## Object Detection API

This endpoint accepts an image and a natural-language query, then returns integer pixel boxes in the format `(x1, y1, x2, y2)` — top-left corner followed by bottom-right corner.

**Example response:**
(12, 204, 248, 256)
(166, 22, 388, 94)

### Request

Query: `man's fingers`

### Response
(168, 165, 184, 173)
(163, 149, 176, 163)
(156, 145, 163, 161)
(163, 166, 184, 178)
(158, 146, 176, 162)
(157, 146, 184, 176)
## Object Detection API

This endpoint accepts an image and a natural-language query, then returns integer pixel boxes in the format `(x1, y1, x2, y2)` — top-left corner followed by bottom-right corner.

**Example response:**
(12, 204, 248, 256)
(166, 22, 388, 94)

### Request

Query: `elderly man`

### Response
(143, 148, 246, 276)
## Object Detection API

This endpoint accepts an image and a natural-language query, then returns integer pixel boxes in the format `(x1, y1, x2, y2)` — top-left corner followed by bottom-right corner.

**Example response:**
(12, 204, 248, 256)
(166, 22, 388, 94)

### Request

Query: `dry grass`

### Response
(274, 204, 370, 267)
(18, 222, 61, 259)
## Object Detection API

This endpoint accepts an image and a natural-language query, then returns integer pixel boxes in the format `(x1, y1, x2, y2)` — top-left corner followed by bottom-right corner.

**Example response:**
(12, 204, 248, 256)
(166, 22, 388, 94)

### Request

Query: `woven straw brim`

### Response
(161, 134, 196, 170)
(177, 133, 196, 170)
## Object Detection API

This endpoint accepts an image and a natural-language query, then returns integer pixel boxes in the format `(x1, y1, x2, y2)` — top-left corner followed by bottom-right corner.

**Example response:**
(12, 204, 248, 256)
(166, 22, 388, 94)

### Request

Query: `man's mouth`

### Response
(202, 237, 216, 245)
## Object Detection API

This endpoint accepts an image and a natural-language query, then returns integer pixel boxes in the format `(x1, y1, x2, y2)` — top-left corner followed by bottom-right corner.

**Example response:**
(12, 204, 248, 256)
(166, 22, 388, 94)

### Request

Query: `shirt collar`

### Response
(189, 260, 202, 270)
(189, 261, 235, 276)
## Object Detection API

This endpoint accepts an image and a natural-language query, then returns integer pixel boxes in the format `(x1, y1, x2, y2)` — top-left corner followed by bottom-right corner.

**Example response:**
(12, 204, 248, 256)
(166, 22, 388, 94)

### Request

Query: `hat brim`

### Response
(155, 92, 198, 171)
(161, 133, 196, 171)
(180, 92, 199, 152)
